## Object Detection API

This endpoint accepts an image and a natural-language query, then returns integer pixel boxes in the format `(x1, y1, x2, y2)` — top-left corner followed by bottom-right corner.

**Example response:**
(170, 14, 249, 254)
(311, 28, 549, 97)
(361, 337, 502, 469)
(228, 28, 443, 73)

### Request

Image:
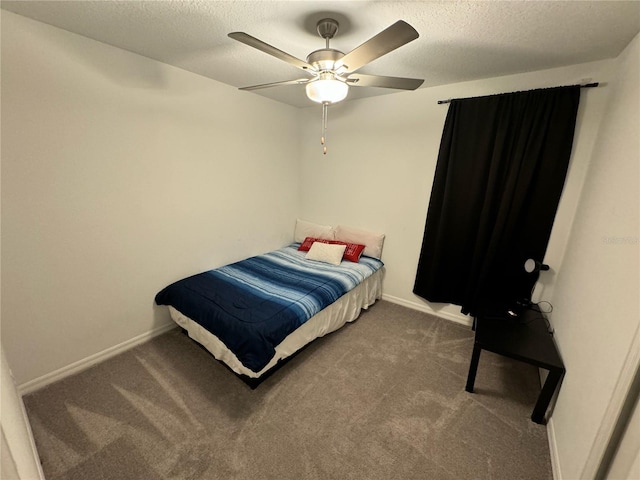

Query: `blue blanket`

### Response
(155, 244, 383, 373)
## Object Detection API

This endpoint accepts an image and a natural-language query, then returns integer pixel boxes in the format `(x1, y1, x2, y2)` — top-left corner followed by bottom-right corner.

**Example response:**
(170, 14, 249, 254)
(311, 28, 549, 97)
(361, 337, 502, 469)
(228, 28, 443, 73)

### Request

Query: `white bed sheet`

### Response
(168, 267, 384, 378)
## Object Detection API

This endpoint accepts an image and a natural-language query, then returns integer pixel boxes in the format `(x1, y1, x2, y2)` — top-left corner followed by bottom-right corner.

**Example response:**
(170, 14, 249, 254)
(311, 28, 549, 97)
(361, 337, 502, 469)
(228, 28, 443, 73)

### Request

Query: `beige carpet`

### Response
(24, 301, 553, 479)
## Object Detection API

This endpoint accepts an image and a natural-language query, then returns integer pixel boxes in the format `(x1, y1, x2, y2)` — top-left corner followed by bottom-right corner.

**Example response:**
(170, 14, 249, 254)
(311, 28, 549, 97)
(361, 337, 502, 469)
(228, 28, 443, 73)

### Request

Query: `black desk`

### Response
(465, 309, 565, 424)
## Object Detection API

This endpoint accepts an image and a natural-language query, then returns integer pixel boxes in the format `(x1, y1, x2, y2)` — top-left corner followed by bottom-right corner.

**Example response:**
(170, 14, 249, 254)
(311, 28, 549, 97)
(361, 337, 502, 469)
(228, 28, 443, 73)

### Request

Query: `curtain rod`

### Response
(437, 82, 599, 105)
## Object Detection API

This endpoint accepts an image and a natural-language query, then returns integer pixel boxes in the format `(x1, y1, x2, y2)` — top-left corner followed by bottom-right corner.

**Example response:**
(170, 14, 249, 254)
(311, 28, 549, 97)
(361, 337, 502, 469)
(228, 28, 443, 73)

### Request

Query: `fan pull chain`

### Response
(321, 102, 328, 155)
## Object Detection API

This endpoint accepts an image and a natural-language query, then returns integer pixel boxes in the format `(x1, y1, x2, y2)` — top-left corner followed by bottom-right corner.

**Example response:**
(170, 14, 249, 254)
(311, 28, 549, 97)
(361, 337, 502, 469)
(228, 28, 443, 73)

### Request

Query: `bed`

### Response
(154, 220, 385, 386)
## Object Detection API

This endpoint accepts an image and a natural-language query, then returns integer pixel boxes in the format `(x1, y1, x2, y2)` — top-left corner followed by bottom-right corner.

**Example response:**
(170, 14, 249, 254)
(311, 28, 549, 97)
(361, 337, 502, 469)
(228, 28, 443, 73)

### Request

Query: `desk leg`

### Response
(466, 345, 482, 393)
(531, 368, 564, 424)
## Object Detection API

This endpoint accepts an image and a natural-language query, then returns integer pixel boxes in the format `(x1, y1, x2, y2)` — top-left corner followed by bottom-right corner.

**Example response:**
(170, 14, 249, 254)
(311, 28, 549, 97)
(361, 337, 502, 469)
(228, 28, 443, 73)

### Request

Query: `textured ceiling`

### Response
(2, 1, 640, 107)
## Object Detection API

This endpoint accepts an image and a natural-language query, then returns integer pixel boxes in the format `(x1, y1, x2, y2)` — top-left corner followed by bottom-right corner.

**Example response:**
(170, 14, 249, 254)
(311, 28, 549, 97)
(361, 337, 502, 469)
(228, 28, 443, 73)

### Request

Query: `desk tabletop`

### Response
(475, 309, 565, 371)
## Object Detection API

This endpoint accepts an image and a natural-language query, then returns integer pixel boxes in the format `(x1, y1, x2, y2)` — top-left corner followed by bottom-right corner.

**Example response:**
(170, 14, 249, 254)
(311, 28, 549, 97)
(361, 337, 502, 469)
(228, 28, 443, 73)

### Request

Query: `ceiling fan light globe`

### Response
(305, 78, 349, 104)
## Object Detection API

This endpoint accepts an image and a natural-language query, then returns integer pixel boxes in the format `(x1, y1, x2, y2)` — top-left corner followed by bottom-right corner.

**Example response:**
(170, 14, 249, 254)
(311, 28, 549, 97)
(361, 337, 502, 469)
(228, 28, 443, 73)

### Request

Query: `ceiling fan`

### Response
(229, 18, 424, 154)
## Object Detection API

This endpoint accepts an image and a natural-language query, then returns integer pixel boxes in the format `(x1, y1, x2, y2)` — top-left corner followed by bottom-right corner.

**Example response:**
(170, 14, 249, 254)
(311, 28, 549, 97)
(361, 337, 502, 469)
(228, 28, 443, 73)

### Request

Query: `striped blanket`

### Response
(155, 244, 384, 373)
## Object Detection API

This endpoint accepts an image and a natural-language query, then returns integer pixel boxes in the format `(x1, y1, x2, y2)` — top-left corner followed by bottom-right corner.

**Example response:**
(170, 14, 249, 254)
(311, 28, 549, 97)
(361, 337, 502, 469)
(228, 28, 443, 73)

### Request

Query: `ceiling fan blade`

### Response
(239, 78, 311, 91)
(345, 73, 424, 90)
(336, 20, 419, 73)
(228, 32, 314, 72)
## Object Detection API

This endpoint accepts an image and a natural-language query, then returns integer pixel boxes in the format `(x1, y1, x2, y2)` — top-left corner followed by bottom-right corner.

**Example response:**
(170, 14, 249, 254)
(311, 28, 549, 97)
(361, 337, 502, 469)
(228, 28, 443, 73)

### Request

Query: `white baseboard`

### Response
(18, 322, 177, 395)
(381, 294, 473, 327)
(18, 296, 469, 395)
(547, 417, 563, 480)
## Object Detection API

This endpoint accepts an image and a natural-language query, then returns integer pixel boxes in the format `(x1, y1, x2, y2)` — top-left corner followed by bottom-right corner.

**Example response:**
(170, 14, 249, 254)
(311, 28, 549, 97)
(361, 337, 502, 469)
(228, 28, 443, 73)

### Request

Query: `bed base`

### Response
(179, 326, 319, 389)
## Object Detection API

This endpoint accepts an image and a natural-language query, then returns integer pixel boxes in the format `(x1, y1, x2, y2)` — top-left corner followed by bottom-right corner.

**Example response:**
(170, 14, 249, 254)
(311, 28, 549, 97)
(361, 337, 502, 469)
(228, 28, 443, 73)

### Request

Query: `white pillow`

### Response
(335, 225, 385, 259)
(294, 219, 335, 243)
(305, 242, 346, 266)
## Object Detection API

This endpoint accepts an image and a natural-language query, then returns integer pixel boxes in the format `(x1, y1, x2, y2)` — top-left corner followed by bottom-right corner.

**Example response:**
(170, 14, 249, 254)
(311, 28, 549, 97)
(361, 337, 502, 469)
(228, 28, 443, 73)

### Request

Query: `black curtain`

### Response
(413, 86, 580, 316)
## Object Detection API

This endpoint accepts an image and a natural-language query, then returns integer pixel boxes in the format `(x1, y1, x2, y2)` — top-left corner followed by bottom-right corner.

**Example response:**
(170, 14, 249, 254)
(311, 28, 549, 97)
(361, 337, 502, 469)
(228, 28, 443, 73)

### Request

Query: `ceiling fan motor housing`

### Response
(306, 49, 345, 72)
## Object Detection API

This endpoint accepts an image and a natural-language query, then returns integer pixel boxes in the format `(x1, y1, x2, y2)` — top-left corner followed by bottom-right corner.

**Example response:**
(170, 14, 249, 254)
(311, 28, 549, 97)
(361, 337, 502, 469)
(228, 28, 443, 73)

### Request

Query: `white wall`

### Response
(1, 15, 44, 474)
(2, 9, 638, 480)
(1, 24, 44, 473)
(1, 11, 300, 386)
(546, 32, 639, 480)
(298, 59, 614, 323)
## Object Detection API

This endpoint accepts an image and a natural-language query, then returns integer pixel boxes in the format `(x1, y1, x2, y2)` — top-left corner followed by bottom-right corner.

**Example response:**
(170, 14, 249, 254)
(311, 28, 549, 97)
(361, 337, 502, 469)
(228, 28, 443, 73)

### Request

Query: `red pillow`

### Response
(333, 241, 366, 262)
(298, 236, 324, 251)
(298, 236, 366, 262)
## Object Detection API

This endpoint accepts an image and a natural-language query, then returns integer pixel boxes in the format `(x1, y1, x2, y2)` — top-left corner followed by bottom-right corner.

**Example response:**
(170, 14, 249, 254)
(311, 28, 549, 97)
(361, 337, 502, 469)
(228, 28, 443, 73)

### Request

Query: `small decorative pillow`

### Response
(298, 236, 320, 252)
(298, 237, 365, 262)
(305, 242, 346, 266)
(339, 242, 366, 262)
